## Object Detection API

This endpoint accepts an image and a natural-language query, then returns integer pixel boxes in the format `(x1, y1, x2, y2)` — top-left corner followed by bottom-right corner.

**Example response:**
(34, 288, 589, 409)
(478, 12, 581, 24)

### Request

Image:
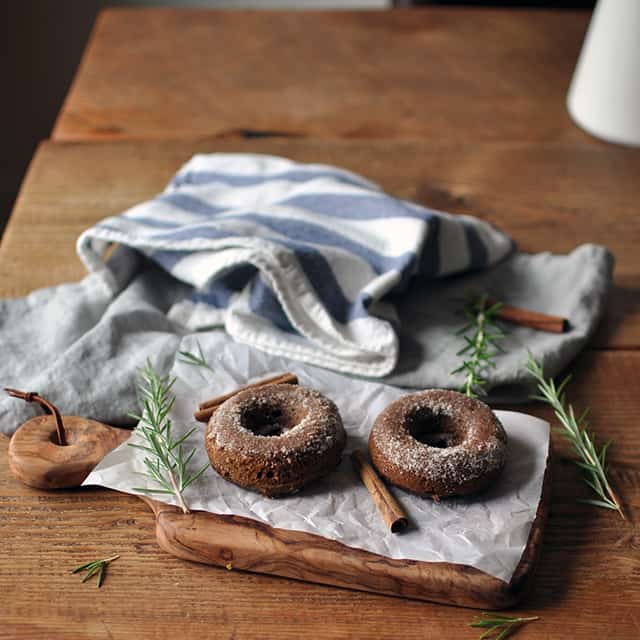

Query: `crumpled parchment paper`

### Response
(84, 333, 550, 582)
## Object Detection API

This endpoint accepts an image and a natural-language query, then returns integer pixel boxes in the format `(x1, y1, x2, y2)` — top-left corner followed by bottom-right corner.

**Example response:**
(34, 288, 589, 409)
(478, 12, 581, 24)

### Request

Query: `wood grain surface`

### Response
(53, 8, 591, 143)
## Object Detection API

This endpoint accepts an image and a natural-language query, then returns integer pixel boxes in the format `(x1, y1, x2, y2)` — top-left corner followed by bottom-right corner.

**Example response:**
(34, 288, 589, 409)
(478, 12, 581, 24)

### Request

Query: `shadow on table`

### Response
(592, 283, 640, 347)
(525, 454, 600, 609)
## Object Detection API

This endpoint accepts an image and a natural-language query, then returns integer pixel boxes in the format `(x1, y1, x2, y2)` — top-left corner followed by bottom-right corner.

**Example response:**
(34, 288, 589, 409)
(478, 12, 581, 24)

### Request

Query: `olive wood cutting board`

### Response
(8, 411, 551, 610)
(142, 447, 550, 609)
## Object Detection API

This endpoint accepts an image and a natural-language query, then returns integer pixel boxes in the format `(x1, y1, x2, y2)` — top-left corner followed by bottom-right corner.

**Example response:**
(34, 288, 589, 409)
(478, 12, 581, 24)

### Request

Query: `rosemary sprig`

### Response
(526, 353, 625, 519)
(178, 340, 213, 372)
(72, 554, 119, 588)
(469, 613, 538, 639)
(451, 294, 505, 398)
(129, 363, 208, 514)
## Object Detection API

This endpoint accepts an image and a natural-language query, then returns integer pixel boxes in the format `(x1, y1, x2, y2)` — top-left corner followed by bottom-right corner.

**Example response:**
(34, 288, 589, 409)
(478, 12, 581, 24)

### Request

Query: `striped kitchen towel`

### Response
(77, 154, 513, 377)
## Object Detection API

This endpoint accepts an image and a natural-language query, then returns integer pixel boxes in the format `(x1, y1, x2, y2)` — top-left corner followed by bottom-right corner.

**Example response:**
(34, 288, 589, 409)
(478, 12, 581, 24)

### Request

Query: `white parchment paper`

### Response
(84, 333, 550, 583)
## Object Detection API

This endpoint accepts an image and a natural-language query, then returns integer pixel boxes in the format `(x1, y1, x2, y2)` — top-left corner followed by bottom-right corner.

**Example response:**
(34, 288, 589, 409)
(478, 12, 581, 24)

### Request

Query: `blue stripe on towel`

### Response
(158, 193, 228, 216)
(172, 169, 373, 190)
(249, 277, 297, 334)
(123, 215, 182, 229)
(461, 221, 488, 269)
(191, 265, 257, 308)
(281, 193, 436, 222)
(282, 243, 369, 323)
(149, 249, 186, 271)
(418, 215, 441, 278)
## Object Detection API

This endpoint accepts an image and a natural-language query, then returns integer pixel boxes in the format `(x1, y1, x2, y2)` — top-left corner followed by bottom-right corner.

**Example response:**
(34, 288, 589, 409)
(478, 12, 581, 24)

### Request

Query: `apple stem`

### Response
(4, 388, 67, 446)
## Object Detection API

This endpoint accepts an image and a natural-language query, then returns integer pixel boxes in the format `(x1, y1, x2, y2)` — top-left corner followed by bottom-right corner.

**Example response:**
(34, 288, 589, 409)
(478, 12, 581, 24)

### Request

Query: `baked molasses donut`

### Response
(206, 384, 346, 497)
(369, 389, 507, 499)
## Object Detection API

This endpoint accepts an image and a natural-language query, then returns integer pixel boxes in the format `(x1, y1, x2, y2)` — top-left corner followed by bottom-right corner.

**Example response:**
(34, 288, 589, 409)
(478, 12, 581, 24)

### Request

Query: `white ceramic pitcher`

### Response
(567, 0, 640, 147)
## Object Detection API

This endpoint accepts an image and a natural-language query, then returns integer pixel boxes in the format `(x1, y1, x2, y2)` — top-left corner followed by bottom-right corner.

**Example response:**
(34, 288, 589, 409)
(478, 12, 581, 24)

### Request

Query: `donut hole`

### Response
(241, 401, 304, 437)
(405, 408, 462, 449)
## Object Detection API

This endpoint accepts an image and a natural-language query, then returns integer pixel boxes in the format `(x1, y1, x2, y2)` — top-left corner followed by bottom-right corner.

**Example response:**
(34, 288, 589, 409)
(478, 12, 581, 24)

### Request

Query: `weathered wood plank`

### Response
(53, 8, 591, 143)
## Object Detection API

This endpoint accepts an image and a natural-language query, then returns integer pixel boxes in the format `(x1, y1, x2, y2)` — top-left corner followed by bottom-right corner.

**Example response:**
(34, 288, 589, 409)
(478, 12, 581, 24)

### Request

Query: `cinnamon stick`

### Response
(489, 299, 569, 334)
(194, 372, 298, 423)
(351, 450, 408, 534)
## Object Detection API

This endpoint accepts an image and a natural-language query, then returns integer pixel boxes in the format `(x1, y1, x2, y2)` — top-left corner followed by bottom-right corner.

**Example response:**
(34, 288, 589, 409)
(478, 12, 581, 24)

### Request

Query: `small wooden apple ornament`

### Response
(5, 388, 130, 489)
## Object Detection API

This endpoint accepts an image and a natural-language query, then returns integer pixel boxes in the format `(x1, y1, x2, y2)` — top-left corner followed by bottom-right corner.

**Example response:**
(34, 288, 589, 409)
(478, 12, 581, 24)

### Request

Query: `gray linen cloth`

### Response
(0, 242, 611, 436)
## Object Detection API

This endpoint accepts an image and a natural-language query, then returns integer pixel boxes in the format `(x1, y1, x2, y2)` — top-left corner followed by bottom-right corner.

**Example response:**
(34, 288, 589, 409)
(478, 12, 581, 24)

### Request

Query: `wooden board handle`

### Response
(8, 416, 131, 490)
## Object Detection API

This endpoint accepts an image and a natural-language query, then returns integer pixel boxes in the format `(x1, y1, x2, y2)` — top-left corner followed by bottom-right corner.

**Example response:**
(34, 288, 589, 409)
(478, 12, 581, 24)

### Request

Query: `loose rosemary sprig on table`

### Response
(527, 353, 625, 519)
(129, 363, 208, 514)
(178, 340, 213, 372)
(451, 294, 505, 398)
(72, 554, 120, 588)
(469, 613, 539, 639)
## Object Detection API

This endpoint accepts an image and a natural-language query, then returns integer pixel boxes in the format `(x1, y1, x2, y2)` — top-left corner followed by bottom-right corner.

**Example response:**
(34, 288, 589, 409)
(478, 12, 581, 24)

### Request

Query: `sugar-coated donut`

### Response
(206, 384, 346, 497)
(369, 390, 507, 499)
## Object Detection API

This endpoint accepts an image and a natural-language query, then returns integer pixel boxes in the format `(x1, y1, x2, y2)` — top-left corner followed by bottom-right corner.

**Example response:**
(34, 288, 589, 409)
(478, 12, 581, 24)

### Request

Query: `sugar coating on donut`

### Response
(211, 387, 340, 455)
(206, 384, 346, 497)
(369, 390, 507, 498)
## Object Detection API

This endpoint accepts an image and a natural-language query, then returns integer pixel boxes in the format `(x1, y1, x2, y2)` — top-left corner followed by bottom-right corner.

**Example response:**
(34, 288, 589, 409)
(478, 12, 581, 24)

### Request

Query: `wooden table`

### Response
(2, 8, 640, 639)
(53, 7, 591, 143)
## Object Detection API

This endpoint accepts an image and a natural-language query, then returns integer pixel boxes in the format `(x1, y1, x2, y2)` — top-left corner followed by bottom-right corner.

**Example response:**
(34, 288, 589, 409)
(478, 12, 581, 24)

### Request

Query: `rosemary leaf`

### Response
(82, 564, 101, 583)
(580, 498, 619, 510)
(183, 462, 210, 489)
(72, 555, 119, 588)
(526, 353, 625, 520)
(469, 613, 538, 639)
(451, 294, 505, 398)
(71, 560, 97, 573)
(178, 340, 213, 372)
(170, 426, 199, 450)
(127, 443, 154, 453)
(129, 362, 208, 513)
(182, 447, 197, 468)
